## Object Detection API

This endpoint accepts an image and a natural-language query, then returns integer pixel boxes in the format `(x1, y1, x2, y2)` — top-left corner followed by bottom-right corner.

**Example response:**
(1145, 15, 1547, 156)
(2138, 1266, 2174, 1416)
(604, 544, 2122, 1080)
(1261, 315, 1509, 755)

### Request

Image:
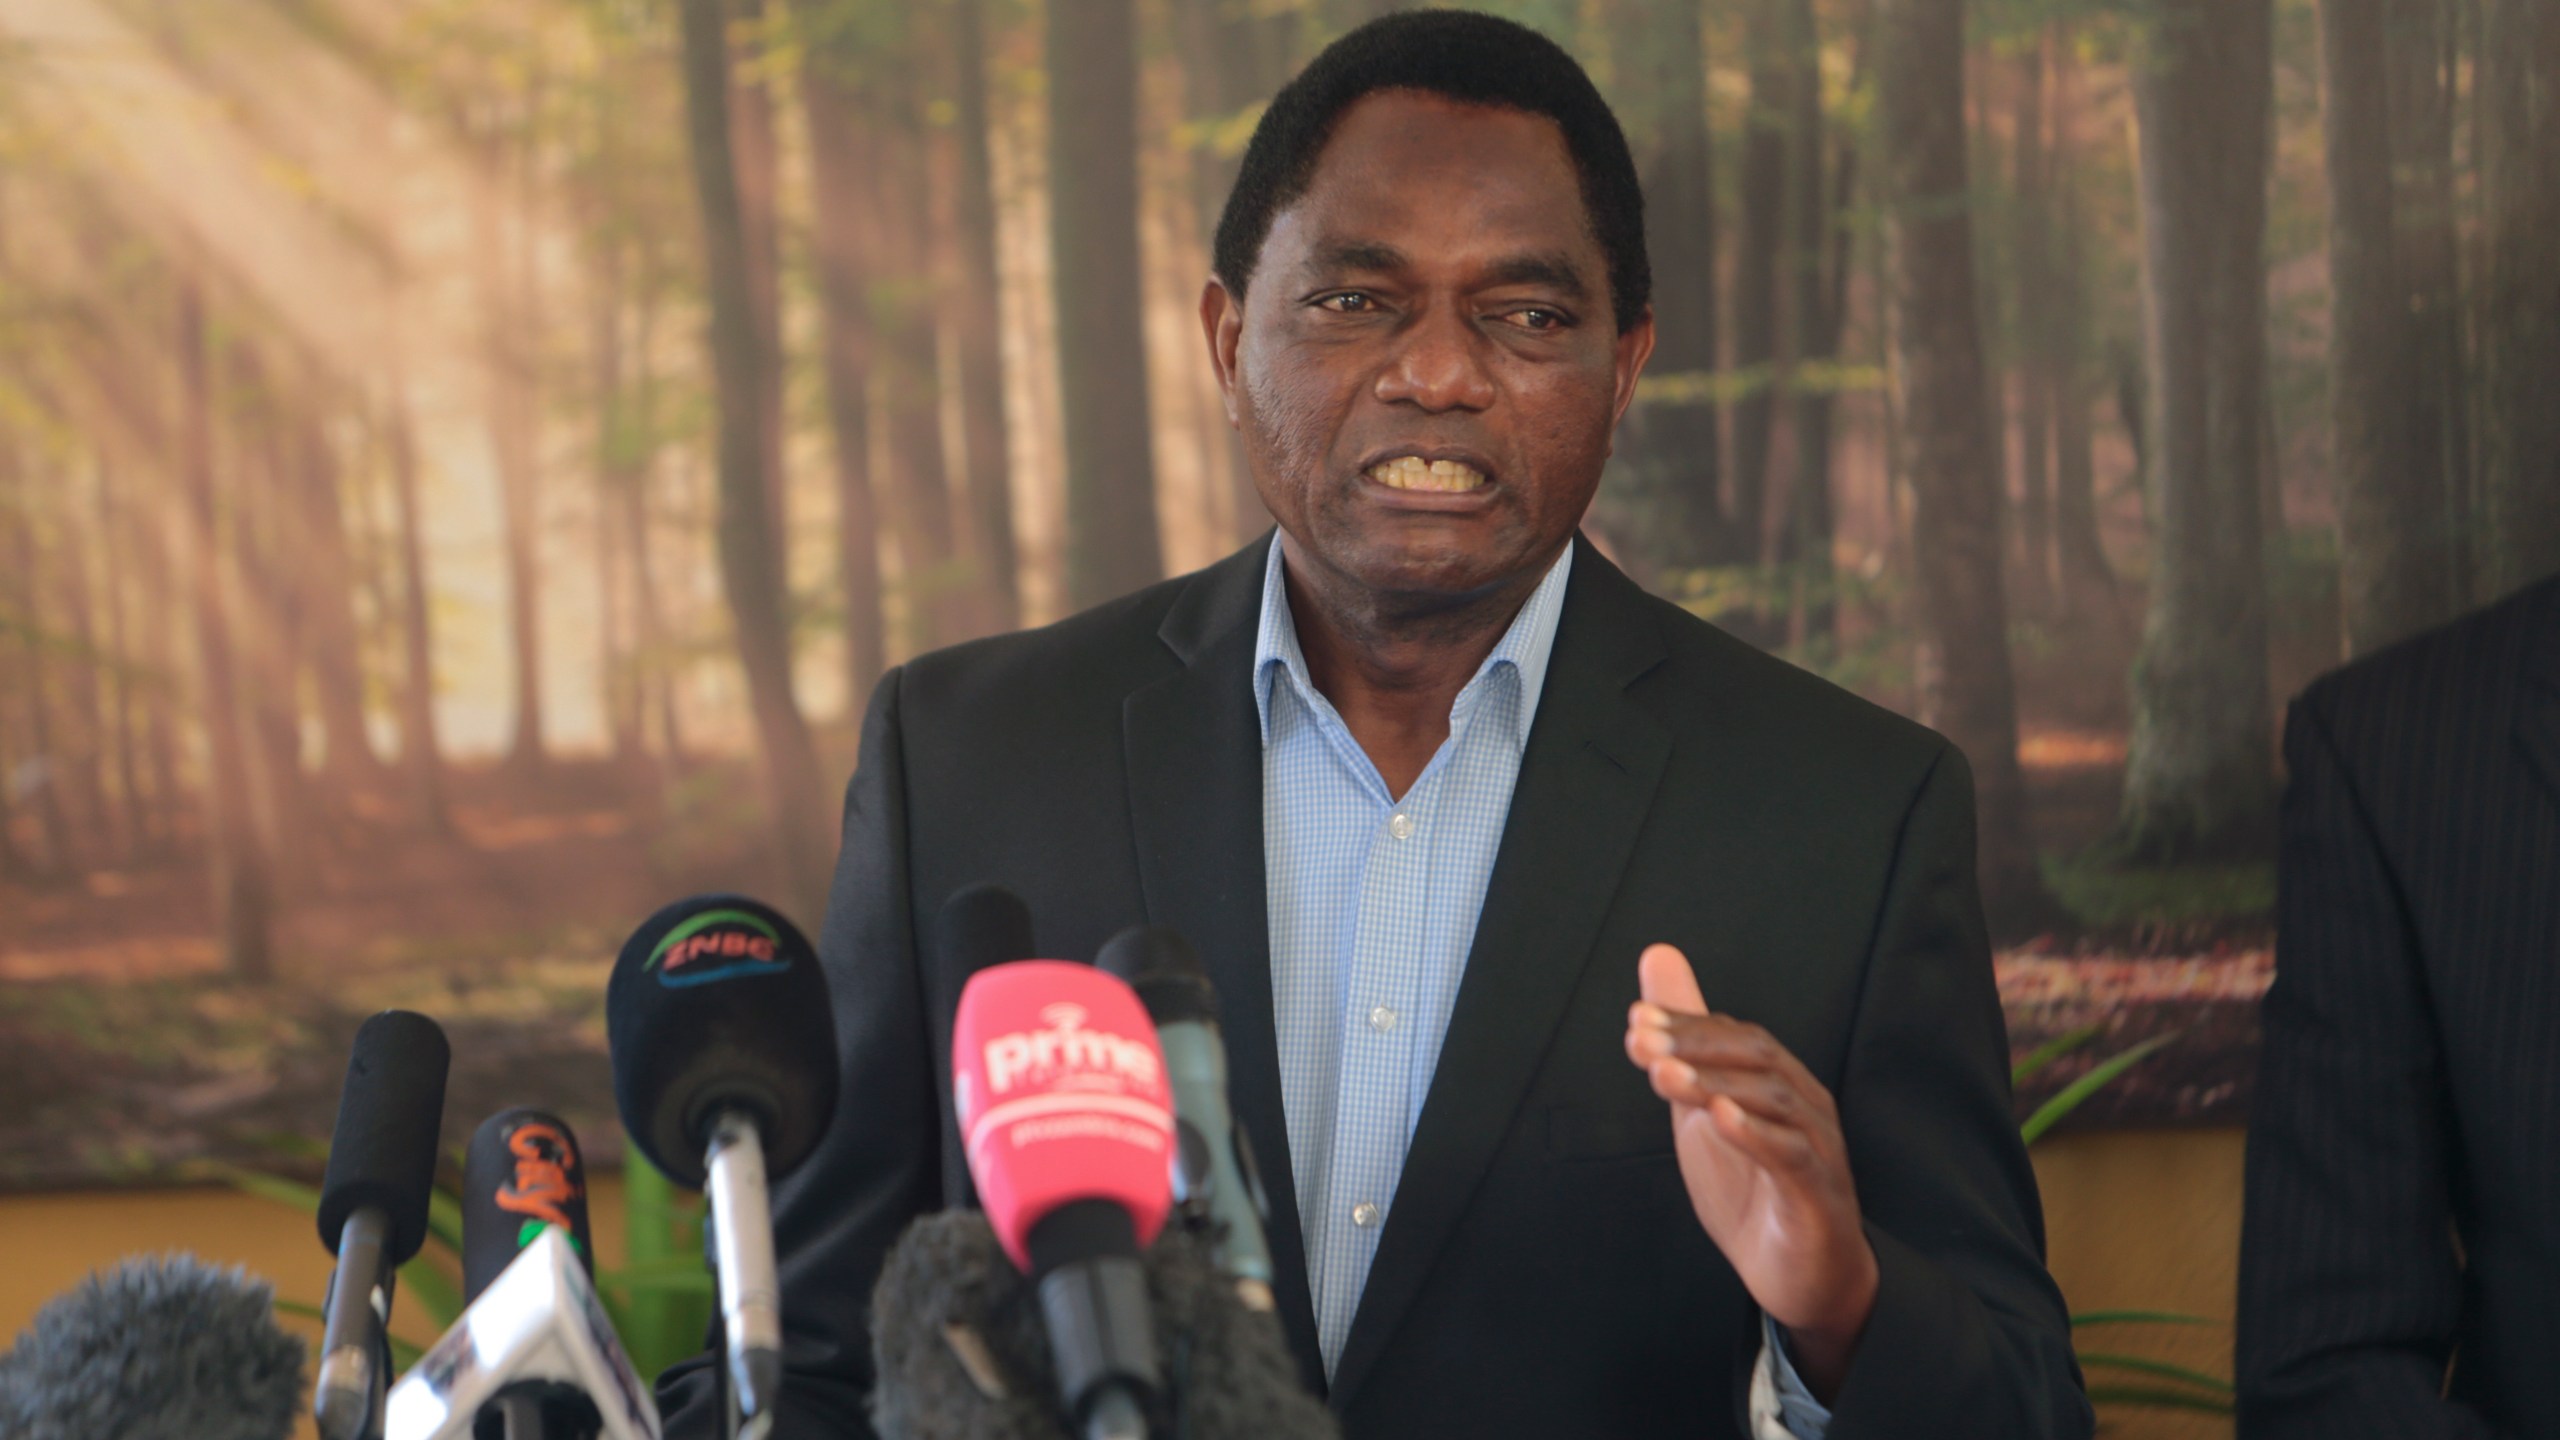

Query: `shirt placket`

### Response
(1316, 770, 1436, 1367)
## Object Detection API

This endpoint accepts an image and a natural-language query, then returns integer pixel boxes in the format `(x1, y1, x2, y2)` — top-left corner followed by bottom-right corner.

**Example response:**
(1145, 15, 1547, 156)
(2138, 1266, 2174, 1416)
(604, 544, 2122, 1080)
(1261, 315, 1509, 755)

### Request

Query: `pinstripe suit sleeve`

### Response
(2236, 689, 2505, 1439)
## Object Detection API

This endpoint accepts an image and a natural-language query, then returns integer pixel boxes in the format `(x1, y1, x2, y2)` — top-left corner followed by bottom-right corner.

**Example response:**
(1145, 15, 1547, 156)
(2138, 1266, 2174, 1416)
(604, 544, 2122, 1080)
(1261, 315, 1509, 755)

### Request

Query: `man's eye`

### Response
(1317, 293, 1375, 313)
(1507, 307, 1565, 331)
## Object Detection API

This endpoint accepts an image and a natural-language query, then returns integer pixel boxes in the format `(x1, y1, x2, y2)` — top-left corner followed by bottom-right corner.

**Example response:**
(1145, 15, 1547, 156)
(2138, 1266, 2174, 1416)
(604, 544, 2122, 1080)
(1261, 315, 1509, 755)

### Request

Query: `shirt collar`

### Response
(1253, 536, 1574, 747)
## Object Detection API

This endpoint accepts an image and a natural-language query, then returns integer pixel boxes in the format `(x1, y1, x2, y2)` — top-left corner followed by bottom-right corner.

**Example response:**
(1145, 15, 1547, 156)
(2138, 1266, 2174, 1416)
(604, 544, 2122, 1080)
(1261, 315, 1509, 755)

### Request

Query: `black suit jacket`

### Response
(659, 535, 2087, 1438)
(2238, 575, 2560, 1438)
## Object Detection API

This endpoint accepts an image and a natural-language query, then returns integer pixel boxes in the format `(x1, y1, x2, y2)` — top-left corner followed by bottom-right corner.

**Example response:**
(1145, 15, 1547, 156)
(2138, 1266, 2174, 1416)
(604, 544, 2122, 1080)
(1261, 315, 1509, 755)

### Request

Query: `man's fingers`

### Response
(1646, 1058, 1829, 1140)
(1705, 1094, 1824, 1178)
(1638, 942, 1709, 1014)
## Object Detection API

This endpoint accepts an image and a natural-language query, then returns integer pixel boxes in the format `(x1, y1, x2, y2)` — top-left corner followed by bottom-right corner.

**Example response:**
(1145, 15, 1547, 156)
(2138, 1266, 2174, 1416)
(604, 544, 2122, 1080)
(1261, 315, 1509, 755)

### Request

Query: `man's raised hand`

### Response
(1622, 942, 1879, 1401)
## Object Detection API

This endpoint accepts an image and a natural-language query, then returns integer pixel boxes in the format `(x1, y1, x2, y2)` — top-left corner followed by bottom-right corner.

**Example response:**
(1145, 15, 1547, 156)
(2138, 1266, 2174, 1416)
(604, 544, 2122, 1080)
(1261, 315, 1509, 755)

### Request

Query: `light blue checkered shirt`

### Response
(1254, 538, 1831, 1437)
(1255, 537, 1570, 1379)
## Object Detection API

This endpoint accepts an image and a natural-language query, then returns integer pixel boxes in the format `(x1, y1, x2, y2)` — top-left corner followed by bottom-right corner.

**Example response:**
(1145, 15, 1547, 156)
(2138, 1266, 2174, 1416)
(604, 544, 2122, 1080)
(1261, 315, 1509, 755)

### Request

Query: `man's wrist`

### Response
(1775, 1243, 1880, 1404)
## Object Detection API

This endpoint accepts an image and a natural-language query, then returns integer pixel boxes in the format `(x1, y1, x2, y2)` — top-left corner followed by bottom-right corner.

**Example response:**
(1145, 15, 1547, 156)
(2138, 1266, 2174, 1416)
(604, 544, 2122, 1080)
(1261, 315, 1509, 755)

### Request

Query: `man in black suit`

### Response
(2238, 573, 2560, 1437)
(660, 12, 2085, 1437)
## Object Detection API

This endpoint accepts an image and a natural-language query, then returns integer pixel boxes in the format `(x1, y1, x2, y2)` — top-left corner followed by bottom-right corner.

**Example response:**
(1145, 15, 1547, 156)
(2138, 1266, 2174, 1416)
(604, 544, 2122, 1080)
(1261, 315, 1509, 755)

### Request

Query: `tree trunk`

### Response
(730, 0, 792, 561)
(794, 22, 889, 704)
(1730, 5, 1789, 565)
(869, 33, 969, 651)
(385, 381, 449, 834)
(1876, 0, 2050, 933)
(470, 123, 548, 775)
(2046, 37, 2120, 632)
(1050, 0, 1164, 608)
(2120, 0, 2277, 859)
(2009, 37, 2053, 620)
(2323, 0, 2456, 655)
(177, 280, 275, 981)
(135, 453, 183, 853)
(1, 450, 73, 875)
(590, 232, 643, 764)
(2477, 0, 2560, 596)
(1602, 0, 1734, 578)
(678, 0, 838, 919)
(55, 467, 113, 857)
(2387, 0, 2470, 604)
(1778, 0, 1841, 643)
(95, 457, 147, 857)
(231, 354, 312, 876)
(949, 0, 1021, 631)
(296, 407, 380, 782)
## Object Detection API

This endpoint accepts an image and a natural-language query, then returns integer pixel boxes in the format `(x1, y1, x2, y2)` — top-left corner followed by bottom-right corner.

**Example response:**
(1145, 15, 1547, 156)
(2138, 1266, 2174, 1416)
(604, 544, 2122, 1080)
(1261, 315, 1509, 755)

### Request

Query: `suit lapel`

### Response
(2518, 580, 2560, 813)
(1122, 535, 1328, 1390)
(1327, 538, 1672, 1409)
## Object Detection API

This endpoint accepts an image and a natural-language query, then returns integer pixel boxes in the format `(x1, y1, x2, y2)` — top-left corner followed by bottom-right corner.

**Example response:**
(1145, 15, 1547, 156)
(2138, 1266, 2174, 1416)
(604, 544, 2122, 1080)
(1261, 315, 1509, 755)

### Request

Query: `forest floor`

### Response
(0, 615, 2311, 1189)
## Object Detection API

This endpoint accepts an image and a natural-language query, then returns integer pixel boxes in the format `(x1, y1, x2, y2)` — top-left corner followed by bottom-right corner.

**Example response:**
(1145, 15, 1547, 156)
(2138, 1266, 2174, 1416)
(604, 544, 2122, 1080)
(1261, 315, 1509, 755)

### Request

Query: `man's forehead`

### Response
(1264, 92, 1602, 282)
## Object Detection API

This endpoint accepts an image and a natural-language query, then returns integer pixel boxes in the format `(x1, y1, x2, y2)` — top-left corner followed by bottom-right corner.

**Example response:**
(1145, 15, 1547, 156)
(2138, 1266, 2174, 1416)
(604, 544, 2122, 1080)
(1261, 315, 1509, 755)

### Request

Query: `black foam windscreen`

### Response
(316, 1010, 451, 1263)
(0, 1253, 305, 1440)
(608, 894, 838, 1190)
(935, 883, 1037, 1022)
(460, 1108, 595, 1304)
(868, 1212, 1338, 1440)
(1094, 925, 1217, 1027)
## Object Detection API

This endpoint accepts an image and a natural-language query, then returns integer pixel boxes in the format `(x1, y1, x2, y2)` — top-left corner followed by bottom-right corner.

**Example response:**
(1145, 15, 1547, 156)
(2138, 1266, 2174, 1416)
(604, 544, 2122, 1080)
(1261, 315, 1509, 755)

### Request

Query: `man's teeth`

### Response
(1369, 455, 1487, 492)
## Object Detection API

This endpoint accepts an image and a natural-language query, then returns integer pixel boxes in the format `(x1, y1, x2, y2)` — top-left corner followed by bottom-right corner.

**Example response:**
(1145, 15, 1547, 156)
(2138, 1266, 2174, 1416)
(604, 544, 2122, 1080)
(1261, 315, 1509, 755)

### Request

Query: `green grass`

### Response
(2040, 849, 2276, 929)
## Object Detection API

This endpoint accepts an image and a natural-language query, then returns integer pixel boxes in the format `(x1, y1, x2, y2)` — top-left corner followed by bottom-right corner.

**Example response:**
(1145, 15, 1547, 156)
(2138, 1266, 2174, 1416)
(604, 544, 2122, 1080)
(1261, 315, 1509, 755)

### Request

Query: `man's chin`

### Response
(1327, 541, 1547, 611)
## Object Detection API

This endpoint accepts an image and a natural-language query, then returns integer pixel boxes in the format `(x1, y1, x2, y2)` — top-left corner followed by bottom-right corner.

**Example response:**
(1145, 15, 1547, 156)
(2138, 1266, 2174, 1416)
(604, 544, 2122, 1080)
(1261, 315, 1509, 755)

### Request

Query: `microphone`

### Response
(459, 1109, 598, 1439)
(316, 1009, 452, 1440)
(608, 894, 838, 1440)
(953, 960, 1173, 1440)
(935, 884, 1039, 1204)
(0, 1252, 305, 1440)
(381, 1227, 660, 1440)
(868, 1212, 1337, 1440)
(1094, 926, 1276, 1313)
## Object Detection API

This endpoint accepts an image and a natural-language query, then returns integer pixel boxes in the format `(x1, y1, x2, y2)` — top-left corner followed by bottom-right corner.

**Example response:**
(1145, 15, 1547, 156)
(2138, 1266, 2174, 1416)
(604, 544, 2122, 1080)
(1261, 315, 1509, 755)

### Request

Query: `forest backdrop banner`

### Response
(0, 0, 2551, 1192)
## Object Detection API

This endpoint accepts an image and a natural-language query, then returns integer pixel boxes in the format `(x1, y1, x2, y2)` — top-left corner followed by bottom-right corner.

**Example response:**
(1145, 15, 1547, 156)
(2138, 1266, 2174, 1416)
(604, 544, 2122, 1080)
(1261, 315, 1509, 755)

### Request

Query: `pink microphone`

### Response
(952, 959, 1172, 1439)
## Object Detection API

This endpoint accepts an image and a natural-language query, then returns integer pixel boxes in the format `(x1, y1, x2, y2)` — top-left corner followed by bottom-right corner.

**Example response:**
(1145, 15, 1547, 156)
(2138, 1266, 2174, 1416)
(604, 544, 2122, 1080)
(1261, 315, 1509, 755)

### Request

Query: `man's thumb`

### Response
(1638, 943, 1709, 1014)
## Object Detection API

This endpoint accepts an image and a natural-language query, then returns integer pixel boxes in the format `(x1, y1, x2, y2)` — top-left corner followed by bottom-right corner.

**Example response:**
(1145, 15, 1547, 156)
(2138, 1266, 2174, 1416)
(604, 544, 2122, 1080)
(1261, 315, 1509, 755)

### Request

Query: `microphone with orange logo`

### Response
(451, 1110, 598, 1440)
(463, 1109, 596, 1303)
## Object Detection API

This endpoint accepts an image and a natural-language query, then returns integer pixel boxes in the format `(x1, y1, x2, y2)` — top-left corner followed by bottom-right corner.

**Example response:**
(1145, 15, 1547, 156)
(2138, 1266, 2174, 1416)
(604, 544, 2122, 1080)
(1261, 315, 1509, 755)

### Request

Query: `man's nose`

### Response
(1373, 305, 1497, 412)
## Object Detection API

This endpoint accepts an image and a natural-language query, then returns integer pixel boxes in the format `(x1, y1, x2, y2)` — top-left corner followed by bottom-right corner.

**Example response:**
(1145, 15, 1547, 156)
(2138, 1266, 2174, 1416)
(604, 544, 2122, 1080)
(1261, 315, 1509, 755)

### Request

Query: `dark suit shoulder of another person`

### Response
(2238, 574, 2560, 1440)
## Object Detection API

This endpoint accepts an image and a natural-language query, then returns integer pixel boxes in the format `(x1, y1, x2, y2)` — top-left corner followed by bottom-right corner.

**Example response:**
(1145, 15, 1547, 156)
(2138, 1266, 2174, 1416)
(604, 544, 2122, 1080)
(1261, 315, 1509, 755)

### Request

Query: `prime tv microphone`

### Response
(458, 1109, 598, 1440)
(608, 894, 838, 1440)
(1094, 926, 1276, 1314)
(316, 1009, 452, 1440)
(954, 960, 1174, 1440)
(0, 1252, 305, 1440)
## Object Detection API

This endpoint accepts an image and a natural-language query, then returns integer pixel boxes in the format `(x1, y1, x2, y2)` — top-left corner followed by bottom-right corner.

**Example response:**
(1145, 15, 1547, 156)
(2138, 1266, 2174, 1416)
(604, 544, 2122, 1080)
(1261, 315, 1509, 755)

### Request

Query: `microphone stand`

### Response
(318, 1212, 399, 1440)
(705, 1111, 781, 1440)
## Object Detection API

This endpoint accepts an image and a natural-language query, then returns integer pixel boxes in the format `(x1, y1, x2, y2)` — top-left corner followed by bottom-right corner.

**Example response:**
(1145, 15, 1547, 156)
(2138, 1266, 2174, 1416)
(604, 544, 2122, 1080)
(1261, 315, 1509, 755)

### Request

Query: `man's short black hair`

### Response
(1211, 9, 1651, 334)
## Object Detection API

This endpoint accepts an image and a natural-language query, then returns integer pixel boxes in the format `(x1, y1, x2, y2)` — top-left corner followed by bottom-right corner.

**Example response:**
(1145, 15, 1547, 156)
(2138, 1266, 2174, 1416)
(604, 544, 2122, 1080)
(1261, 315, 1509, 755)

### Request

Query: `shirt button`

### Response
(1351, 1201, 1381, 1229)
(1388, 813, 1414, 840)
(1368, 1005, 1398, 1033)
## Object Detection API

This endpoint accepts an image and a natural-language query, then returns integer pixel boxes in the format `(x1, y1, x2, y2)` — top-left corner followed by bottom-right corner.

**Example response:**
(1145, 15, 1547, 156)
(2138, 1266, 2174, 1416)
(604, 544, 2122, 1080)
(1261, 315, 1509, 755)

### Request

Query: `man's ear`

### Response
(1200, 277, 1245, 428)
(1610, 305, 1658, 430)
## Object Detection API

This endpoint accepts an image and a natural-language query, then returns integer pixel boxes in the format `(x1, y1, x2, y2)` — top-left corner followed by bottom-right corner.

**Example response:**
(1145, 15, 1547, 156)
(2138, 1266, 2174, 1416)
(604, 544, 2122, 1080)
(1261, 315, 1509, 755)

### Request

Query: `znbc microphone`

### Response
(1095, 926, 1276, 1313)
(954, 960, 1173, 1440)
(315, 1009, 452, 1440)
(608, 895, 838, 1440)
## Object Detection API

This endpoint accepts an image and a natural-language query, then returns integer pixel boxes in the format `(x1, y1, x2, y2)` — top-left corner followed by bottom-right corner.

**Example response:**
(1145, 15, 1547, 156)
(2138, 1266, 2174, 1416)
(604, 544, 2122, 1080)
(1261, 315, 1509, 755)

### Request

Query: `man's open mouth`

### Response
(1367, 454, 1489, 494)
